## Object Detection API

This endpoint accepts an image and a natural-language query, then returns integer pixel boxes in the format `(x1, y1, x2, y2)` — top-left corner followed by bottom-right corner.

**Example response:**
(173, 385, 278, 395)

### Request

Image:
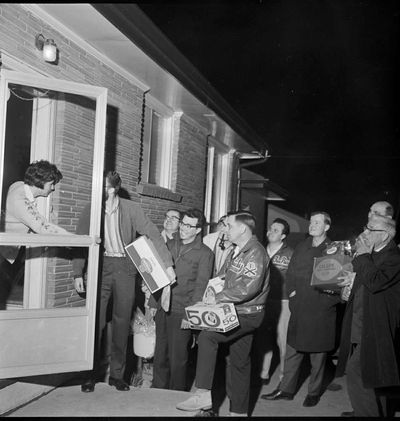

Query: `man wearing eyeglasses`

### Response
(152, 208, 214, 391)
(336, 216, 400, 417)
(177, 211, 270, 416)
(161, 209, 181, 242)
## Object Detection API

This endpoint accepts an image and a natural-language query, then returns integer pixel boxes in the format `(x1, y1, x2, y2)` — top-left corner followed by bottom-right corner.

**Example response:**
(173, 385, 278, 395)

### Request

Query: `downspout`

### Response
(236, 150, 270, 210)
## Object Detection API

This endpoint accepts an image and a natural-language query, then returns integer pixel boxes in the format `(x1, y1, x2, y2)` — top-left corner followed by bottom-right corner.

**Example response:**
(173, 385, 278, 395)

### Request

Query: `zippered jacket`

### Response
(216, 236, 270, 314)
(167, 234, 214, 314)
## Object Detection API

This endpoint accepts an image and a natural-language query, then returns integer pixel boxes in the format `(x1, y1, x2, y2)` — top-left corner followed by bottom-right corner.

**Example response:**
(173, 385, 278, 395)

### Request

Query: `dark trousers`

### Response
(92, 256, 135, 380)
(195, 311, 264, 414)
(346, 343, 382, 417)
(152, 309, 192, 391)
(280, 343, 327, 396)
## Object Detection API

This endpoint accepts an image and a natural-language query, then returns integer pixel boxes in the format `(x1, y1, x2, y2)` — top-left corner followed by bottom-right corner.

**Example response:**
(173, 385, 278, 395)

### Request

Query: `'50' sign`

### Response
(186, 309, 221, 328)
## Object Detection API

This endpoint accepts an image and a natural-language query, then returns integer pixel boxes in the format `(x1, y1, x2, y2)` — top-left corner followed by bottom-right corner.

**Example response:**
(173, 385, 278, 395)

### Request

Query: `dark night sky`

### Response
(139, 1, 400, 240)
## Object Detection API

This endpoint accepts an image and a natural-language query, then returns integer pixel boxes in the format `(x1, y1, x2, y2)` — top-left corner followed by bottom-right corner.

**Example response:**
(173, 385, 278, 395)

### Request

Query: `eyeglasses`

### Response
(179, 221, 198, 230)
(363, 225, 386, 233)
(165, 215, 180, 222)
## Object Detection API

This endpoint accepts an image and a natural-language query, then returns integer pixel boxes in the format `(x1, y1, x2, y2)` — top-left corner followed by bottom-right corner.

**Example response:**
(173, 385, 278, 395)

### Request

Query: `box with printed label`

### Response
(185, 302, 239, 332)
(311, 254, 353, 291)
(125, 236, 171, 294)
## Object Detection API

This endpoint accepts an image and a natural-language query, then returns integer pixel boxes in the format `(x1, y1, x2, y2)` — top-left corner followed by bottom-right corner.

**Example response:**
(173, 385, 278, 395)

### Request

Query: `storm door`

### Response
(0, 70, 107, 378)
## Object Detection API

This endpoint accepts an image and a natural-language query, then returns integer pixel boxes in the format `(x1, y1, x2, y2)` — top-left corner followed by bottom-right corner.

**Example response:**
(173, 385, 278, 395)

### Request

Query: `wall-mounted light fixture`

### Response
(35, 33, 57, 63)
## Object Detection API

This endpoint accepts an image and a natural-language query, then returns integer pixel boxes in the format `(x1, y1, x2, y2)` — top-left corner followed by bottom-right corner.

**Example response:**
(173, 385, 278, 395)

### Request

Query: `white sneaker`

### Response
(176, 390, 212, 411)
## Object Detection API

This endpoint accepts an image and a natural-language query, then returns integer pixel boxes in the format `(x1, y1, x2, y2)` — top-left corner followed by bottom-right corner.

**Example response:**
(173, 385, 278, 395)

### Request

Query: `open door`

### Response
(0, 70, 107, 378)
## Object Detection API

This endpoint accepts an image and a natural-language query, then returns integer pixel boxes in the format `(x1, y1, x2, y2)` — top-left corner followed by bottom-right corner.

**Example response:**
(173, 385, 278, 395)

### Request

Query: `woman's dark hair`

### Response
(24, 160, 63, 188)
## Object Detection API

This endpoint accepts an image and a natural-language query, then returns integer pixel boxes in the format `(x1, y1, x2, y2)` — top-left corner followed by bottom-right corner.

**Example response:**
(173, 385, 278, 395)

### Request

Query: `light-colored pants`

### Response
(261, 299, 290, 381)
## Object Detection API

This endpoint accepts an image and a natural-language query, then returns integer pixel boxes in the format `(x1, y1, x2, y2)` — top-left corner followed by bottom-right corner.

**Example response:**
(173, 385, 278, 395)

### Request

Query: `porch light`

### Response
(35, 33, 57, 63)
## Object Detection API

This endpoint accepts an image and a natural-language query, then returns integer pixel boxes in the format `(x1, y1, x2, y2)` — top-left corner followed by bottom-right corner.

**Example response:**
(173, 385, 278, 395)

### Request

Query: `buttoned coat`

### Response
(336, 240, 400, 388)
(286, 236, 341, 352)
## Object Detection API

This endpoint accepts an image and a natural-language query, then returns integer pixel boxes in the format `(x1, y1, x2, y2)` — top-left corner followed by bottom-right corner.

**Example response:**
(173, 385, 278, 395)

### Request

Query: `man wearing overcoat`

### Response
(262, 211, 341, 407)
(336, 216, 400, 417)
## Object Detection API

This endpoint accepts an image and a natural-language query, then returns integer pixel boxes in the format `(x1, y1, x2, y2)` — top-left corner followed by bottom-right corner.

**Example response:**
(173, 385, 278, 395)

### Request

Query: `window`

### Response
(204, 139, 233, 233)
(141, 99, 173, 189)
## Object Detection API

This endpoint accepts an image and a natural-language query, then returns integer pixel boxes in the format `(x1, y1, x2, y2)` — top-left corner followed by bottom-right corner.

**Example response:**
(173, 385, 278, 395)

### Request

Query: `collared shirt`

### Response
(104, 197, 125, 256)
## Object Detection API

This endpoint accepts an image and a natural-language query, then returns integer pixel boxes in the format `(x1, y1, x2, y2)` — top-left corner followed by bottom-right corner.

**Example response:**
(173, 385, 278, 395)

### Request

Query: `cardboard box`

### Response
(311, 254, 353, 291)
(125, 236, 171, 294)
(185, 302, 239, 332)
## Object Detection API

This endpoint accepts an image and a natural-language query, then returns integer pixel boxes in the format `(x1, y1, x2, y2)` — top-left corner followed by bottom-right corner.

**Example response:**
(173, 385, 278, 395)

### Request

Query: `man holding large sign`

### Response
(177, 210, 270, 416)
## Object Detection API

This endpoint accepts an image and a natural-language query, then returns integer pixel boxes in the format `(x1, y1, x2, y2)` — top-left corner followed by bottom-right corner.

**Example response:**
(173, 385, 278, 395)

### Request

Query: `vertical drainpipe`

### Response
(236, 152, 270, 210)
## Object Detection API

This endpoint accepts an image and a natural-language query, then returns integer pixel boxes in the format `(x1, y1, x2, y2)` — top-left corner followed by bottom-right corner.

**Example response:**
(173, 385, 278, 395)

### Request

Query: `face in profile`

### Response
(38, 180, 56, 197)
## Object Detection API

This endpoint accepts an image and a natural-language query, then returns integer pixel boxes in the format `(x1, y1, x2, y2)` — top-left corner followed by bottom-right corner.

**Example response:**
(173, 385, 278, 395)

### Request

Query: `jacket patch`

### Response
(231, 258, 244, 274)
(244, 261, 257, 277)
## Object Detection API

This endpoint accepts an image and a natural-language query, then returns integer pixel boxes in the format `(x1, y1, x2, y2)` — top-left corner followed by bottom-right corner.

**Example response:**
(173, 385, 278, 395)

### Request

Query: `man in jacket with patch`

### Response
(262, 211, 341, 407)
(177, 210, 270, 416)
(152, 208, 214, 391)
(336, 216, 400, 417)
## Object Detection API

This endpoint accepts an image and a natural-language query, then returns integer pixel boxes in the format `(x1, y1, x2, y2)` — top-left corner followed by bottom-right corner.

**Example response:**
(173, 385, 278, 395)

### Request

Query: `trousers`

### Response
(346, 343, 382, 417)
(261, 299, 290, 381)
(152, 309, 192, 391)
(92, 256, 135, 380)
(195, 311, 264, 414)
(280, 343, 327, 396)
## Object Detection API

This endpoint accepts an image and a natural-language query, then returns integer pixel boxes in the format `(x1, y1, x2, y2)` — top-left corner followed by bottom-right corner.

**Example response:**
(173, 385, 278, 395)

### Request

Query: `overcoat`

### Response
(336, 240, 400, 388)
(286, 236, 341, 352)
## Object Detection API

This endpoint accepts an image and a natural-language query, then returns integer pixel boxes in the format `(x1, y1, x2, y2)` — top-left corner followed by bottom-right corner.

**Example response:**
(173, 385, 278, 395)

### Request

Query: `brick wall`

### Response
(0, 4, 211, 308)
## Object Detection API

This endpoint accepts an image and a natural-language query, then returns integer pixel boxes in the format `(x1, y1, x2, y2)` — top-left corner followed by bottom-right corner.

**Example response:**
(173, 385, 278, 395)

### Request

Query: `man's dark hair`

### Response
(183, 208, 206, 229)
(24, 160, 63, 188)
(106, 171, 122, 194)
(231, 211, 256, 234)
(273, 218, 290, 237)
(311, 211, 331, 226)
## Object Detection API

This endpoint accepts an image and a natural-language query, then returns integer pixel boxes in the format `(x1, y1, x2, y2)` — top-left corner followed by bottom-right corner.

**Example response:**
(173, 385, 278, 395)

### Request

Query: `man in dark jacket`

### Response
(336, 216, 400, 417)
(177, 211, 270, 416)
(262, 211, 341, 407)
(73, 171, 175, 393)
(152, 208, 214, 391)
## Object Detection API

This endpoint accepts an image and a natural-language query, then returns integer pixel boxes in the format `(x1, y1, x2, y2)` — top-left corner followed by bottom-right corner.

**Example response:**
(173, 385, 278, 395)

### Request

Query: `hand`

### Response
(354, 234, 373, 256)
(203, 291, 216, 305)
(148, 308, 157, 318)
(289, 290, 296, 298)
(337, 271, 356, 287)
(161, 285, 171, 312)
(166, 266, 176, 285)
(74, 277, 85, 293)
(180, 319, 191, 329)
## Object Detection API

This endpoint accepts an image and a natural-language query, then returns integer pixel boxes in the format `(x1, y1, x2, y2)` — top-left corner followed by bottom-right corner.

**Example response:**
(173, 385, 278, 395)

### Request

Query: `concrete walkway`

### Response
(4, 369, 355, 417)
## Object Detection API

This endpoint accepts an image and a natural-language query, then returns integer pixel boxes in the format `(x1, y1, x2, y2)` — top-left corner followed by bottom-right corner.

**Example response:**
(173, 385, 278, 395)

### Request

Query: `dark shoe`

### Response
(81, 379, 95, 393)
(260, 389, 294, 401)
(341, 411, 355, 417)
(302, 394, 320, 407)
(109, 377, 130, 391)
(327, 382, 342, 391)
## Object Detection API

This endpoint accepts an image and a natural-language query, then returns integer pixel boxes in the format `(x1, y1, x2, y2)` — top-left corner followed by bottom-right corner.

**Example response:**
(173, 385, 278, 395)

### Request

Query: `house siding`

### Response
(0, 4, 211, 308)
